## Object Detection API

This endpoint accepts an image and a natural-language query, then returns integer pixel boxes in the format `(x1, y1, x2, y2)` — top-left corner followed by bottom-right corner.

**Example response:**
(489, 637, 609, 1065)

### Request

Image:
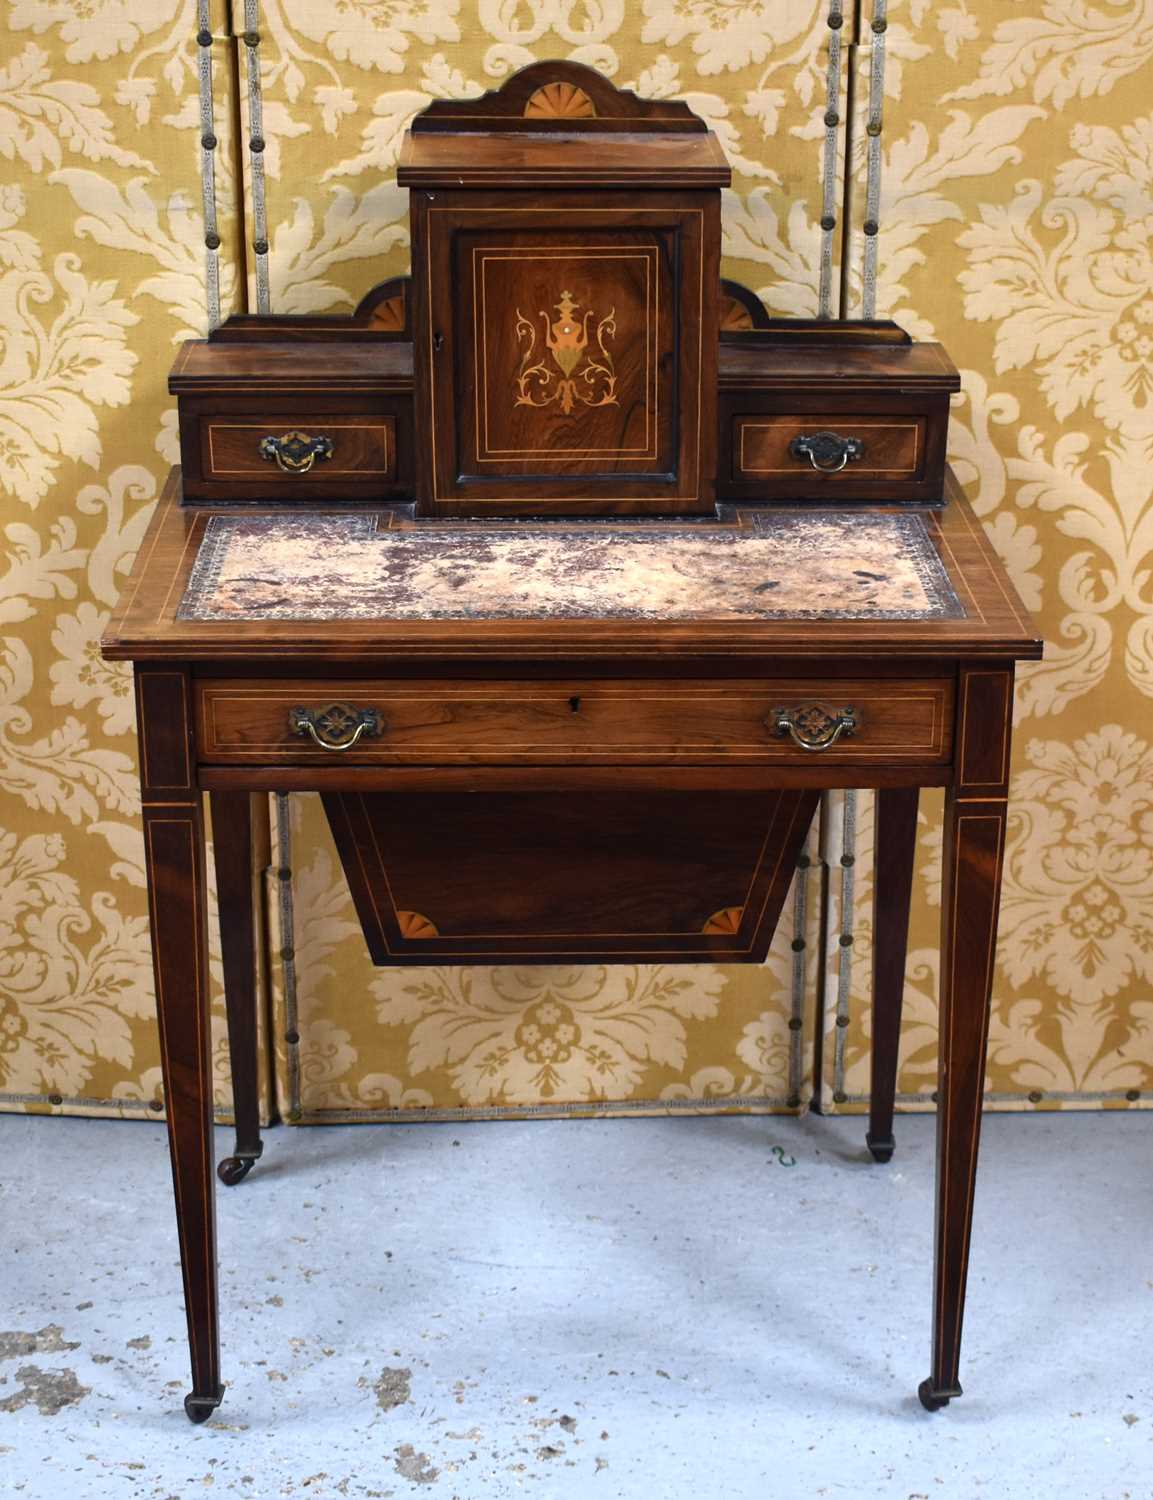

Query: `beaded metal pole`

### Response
(817, 0, 847, 320)
(195, 1, 222, 330)
(787, 827, 817, 1110)
(241, 0, 271, 313)
(860, 0, 887, 319)
(275, 795, 303, 1123)
(826, 0, 890, 1106)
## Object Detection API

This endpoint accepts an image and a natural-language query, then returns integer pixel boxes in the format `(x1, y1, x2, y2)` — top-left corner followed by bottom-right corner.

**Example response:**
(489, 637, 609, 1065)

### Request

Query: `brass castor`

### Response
(918, 1377, 959, 1412)
(184, 1386, 225, 1424)
(217, 1141, 263, 1186)
(865, 1131, 895, 1164)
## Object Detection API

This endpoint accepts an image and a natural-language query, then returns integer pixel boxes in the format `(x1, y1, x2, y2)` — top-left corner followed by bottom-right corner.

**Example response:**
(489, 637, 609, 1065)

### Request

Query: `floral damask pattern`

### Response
(813, 0, 1153, 1116)
(278, 0, 461, 72)
(2, 2, 1151, 1121)
(0, 183, 137, 508)
(640, 0, 821, 75)
(0, 824, 151, 1095)
(0, 0, 240, 1117)
(375, 963, 728, 1106)
(1001, 726, 1153, 1006)
(959, 123, 1153, 433)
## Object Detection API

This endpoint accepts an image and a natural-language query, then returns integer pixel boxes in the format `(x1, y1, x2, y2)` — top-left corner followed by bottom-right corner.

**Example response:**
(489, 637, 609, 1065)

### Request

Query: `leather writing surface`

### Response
(178, 510, 963, 623)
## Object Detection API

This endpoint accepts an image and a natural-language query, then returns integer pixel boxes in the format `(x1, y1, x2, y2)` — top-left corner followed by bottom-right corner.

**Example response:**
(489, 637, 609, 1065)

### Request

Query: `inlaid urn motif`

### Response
(514, 290, 618, 415)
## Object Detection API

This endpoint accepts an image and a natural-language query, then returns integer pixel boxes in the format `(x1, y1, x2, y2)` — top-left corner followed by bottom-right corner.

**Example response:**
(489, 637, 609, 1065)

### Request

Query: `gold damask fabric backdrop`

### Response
(1, 1, 1150, 1123)
(824, 2, 1153, 1114)
(0, 1, 250, 1118)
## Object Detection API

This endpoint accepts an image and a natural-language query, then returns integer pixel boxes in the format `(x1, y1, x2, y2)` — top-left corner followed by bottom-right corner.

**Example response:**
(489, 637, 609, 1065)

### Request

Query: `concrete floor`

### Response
(1, 1110, 1150, 1500)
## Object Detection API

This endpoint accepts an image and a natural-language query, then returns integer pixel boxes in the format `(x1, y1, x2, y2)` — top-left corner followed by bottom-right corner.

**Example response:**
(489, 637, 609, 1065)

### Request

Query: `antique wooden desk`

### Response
(101, 63, 1041, 1423)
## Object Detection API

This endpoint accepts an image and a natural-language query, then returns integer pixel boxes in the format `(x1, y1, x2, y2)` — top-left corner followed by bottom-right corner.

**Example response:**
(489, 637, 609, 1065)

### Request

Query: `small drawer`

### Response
(197, 677, 955, 766)
(201, 414, 395, 483)
(736, 414, 926, 482)
(176, 393, 413, 503)
(717, 388, 952, 506)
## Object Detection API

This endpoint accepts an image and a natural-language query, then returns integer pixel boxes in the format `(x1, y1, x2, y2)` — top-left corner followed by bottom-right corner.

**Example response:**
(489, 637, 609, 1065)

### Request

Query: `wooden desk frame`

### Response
(110, 468, 1039, 1423)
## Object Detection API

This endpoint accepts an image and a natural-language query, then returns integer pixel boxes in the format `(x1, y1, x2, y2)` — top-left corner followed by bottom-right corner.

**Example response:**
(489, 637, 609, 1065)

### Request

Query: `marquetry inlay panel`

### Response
(471, 243, 661, 467)
(413, 192, 720, 515)
(321, 788, 818, 966)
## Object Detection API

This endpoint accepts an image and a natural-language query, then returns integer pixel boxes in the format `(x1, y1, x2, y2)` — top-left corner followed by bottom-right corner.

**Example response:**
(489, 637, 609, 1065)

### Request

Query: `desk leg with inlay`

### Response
(211, 791, 265, 1186)
(867, 787, 920, 1163)
(920, 665, 1014, 1411)
(136, 667, 224, 1424)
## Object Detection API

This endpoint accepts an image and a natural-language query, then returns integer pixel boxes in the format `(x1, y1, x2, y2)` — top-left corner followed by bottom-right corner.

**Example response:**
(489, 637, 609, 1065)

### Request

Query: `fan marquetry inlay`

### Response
(703, 907, 744, 935)
(524, 81, 597, 119)
(720, 297, 755, 332)
(367, 296, 405, 333)
(397, 910, 439, 939)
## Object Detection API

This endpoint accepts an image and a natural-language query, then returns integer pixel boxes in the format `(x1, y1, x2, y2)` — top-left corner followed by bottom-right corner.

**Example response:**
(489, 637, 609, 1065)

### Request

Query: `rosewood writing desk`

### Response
(100, 62, 1041, 1422)
(104, 468, 1039, 1422)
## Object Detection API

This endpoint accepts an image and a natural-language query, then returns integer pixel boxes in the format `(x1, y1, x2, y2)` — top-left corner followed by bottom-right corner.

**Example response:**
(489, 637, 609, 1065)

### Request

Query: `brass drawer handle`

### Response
(788, 431, 864, 474)
(259, 431, 334, 474)
(288, 703, 382, 751)
(771, 704, 858, 752)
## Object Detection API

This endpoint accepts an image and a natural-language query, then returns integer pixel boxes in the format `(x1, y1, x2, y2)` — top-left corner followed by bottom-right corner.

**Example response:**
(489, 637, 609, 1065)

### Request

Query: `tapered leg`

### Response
(137, 668, 223, 1423)
(866, 787, 919, 1163)
(920, 665, 1014, 1412)
(211, 792, 264, 1186)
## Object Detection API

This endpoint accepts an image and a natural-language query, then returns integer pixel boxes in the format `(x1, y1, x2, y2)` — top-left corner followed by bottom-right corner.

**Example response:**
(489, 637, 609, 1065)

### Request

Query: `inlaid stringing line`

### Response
(474, 249, 658, 459)
(427, 208, 704, 504)
(861, 0, 887, 319)
(196, 1, 221, 329)
(144, 814, 215, 1382)
(746, 795, 816, 960)
(243, 0, 270, 313)
(948, 811, 1006, 1377)
(818, 0, 846, 320)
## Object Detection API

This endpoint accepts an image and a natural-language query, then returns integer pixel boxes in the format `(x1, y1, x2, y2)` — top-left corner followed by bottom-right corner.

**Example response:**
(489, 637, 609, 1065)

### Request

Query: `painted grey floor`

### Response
(2, 1110, 1150, 1500)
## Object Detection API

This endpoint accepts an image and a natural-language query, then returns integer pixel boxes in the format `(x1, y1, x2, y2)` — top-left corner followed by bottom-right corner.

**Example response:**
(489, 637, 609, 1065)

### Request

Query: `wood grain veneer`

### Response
(196, 676, 953, 765)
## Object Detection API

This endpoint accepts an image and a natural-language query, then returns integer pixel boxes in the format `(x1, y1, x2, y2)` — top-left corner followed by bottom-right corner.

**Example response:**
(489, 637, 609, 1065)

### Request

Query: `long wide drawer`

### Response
(197, 678, 955, 765)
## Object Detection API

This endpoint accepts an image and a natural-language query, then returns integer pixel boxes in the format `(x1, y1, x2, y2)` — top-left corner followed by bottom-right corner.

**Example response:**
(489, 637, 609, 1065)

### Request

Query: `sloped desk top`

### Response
(104, 467, 1038, 663)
